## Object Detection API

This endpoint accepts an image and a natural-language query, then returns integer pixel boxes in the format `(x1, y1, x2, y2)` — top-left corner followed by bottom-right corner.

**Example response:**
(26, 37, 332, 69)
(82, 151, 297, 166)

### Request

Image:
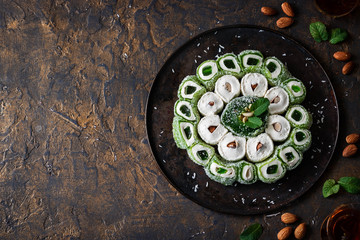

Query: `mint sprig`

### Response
(338, 177, 360, 194)
(245, 117, 262, 129)
(240, 223, 263, 240)
(329, 28, 348, 44)
(322, 177, 360, 198)
(242, 98, 269, 129)
(309, 22, 348, 44)
(253, 99, 270, 116)
(322, 179, 340, 198)
(309, 22, 328, 42)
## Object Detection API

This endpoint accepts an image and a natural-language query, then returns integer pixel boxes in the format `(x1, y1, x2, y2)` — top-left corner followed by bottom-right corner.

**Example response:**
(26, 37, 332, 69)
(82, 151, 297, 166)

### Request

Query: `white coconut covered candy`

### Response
(214, 75, 241, 103)
(240, 73, 268, 97)
(218, 132, 246, 161)
(197, 115, 228, 145)
(265, 115, 291, 142)
(197, 92, 224, 116)
(264, 87, 289, 114)
(246, 133, 274, 162)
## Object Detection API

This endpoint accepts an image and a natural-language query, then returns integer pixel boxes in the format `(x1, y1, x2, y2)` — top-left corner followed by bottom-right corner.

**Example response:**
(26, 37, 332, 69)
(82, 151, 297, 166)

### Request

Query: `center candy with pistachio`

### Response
(221, 96, 270, 137)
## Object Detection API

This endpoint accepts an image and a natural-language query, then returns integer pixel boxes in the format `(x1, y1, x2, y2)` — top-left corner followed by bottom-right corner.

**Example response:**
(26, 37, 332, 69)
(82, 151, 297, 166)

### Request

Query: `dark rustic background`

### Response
(0, 0, 359, 239)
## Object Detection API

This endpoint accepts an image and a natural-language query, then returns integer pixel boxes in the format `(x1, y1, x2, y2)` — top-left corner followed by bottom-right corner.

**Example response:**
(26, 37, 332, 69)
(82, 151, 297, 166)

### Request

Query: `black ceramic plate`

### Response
(146, 25, 339, 215)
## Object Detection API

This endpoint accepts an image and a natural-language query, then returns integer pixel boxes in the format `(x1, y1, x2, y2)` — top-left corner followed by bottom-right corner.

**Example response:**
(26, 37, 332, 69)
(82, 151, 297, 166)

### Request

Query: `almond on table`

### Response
(281, 212, 298, 224)
(346, 133, 360, 144)
(342, 61, 355, 75)
(281, 2, 295, 17)
(261, 6, 277, 16)
(342, 144, 358, 157)
(333, 51, 351, 61)
(277, 226, 292, 240)
(276, 17, 294, 28)
(294, 223, 306, 239)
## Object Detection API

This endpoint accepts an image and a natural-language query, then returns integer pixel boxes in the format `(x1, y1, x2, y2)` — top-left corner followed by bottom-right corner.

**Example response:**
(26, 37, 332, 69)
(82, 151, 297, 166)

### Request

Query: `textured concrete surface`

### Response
(0, 0, 359, 239)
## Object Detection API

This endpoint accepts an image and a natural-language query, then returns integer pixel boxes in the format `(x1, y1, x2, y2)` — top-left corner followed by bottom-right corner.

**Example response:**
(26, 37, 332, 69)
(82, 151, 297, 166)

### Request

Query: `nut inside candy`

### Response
(242, 116, 248, 123)
(271, 96, 280, 103)
(273, 122, 282, 132)
(256, 142, 263, 151)
(227, 141, 237, 148)
(242, 112, 254, 117)
(208, 101, 215, 106)
(225, 82, 232, 92)
(245, 167, 251, 178)
(208, 126, 217, 133)
(251, 83, 258, 90)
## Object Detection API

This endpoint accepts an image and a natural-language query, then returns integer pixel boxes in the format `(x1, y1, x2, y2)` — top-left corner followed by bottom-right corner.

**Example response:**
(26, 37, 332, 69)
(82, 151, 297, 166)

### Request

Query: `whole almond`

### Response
(281, 212, 298, 224)
(294, 223, 306, 239)
(277, 226, 292, 240)
(342, 144, 358, 157)
(281, 2, 295, 17)
(276, 17, 294, 28)
(261, 6, 277, 16)
(333, 51, 351, 61)
(342, 61, 355, 75)
(346, 133, 360, 144)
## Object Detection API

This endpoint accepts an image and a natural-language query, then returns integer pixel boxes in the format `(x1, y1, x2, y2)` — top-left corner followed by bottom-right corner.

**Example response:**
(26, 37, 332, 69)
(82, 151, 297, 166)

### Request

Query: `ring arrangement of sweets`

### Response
(173, 50, 312, 186)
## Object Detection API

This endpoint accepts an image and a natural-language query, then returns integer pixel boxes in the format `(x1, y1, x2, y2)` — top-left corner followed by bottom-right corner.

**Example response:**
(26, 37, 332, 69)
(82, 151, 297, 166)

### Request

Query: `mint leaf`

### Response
(253, 99, 270, 116)
(240, 223, 263, 240)
(329, 28, 348, 44)
(309, 22, 328, 42)
(338, 177, 360, 194)
(323, 179, 340, 198)
(250, 98, 268, 112)
(245, 117, 262, 129)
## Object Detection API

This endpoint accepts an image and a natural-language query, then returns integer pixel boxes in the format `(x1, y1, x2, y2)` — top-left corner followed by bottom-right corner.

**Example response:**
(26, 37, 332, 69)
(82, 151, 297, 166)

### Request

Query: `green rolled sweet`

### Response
(196, 60, 220, 90)
(238, 50, 264, 70)
(263, 57, 291, 86)
(281, 78, 306, 104)
(174, 100, 200, 122)
(288, 128, 312, 152)
(187, 141, 215, 166)
(256, 155, 287, 183)
(216, 53, 243, 78)
(237, 161, 258, 184)
(285, 105, 312, 129)
(172, 116, 198, 149)
(177, 75, 206, 103)
(204, 155, 240, 186)
(276, 144, 303, 170)
(243, 66, 272, 80)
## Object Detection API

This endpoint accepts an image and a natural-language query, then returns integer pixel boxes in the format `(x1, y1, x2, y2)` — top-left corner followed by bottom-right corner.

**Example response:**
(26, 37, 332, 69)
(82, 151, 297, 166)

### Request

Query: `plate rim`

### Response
(145, 24, 339, 215)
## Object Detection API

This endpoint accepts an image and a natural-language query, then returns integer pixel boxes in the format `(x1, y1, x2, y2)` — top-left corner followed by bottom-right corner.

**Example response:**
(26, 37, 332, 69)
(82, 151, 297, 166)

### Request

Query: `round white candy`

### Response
(264, 87, 289, 114)
(214, 75, 241, 103)
(240, 73, 268, 97)
(197, 92, 224, 116)
(197, 115, 228, 145)
(246, 133, 274, 162)
(265, 115, 291, 142)
(218, 133, 246, 161)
